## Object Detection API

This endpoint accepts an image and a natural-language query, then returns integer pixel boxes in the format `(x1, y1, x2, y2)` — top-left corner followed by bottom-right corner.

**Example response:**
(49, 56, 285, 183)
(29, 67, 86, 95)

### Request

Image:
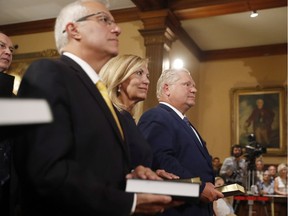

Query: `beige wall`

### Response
(195, 55, 287, 165)
(9, 21, 287, 166)
(11, 32, 56, 53)
(11, 21, 144, 55)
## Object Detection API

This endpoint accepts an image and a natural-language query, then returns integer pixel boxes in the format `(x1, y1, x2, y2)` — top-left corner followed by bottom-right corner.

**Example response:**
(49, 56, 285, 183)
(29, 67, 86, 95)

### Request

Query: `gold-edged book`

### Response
(174, 177, 202, 184)
(216, 183, 245, 197)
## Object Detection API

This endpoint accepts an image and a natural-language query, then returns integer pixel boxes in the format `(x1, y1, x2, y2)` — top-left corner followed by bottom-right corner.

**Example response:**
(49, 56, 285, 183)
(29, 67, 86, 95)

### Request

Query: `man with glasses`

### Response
(0, 31, 15, 216)
(14, 1, 175, 216)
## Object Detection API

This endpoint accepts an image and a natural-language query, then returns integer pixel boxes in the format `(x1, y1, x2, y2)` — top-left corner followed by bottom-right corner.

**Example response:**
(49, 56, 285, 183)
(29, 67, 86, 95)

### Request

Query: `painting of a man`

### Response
(235, 88, 286, 156)
(244, 98, 275, 146)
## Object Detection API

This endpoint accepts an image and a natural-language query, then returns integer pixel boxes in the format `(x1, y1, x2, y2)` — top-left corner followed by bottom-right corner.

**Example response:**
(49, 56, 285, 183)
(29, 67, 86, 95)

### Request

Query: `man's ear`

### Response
(163, 83, 170, 96)
(66, 22, 81, 40)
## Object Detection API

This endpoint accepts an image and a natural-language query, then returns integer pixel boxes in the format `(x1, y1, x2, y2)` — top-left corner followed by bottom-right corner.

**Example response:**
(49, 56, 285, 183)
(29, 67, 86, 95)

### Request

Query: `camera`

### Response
(244, 134, 267, 169)
(245, 134, 267, 158)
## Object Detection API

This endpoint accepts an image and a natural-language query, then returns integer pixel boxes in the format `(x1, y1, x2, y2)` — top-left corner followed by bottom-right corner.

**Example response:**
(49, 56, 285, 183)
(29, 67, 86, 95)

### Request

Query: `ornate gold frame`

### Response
(231, 86, 287, 156)
(7, 49, 59, 94)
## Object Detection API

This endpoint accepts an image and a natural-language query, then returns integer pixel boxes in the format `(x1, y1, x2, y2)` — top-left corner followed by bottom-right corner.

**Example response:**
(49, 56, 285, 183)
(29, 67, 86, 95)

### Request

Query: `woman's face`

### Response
(279, 167, 287, 177)
(120, 65, 150, 104)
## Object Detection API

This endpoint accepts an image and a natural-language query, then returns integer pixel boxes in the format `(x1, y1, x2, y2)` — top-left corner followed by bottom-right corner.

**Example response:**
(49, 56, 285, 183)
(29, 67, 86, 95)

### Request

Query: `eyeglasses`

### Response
(62, 12, 116, 33)
(0, 41, 14, 53)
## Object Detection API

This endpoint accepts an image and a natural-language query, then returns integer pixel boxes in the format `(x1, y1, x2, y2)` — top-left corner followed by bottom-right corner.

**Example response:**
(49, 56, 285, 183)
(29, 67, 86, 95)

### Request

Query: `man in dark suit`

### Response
(14, 1, 174, 215)
(138, 68, 223, 216)
(0, 31, 15, 216)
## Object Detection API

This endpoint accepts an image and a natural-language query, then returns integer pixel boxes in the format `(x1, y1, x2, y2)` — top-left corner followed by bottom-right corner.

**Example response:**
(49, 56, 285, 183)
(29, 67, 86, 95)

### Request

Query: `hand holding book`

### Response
(215, 183, 245, 197)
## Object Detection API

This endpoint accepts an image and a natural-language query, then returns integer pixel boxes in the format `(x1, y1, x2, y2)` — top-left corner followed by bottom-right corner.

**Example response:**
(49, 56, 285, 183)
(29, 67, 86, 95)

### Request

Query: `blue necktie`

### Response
(183, 117, 191, 128)
(183, 117, 203, 147)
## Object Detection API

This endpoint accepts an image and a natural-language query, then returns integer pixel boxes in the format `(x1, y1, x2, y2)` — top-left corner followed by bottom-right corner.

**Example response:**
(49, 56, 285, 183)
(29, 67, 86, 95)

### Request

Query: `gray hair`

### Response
(54, 0, 109, 53)
(156, 68, 191, 100)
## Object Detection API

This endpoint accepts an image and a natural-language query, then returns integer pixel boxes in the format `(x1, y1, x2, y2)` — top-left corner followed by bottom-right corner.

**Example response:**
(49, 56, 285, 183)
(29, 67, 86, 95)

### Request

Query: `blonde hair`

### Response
(277, 163, 287, 173)
(99, 54, 149, 116)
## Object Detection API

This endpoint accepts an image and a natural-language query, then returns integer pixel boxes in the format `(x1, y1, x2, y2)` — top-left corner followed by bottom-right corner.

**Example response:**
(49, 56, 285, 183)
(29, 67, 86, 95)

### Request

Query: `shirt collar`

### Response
(63, 52, 100, 84)
(160, 102, 185, 119)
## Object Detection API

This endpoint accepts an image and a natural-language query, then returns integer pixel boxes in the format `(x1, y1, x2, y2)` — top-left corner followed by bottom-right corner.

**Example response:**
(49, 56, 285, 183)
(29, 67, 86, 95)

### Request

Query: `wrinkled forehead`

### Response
(0, 33, 13, 46)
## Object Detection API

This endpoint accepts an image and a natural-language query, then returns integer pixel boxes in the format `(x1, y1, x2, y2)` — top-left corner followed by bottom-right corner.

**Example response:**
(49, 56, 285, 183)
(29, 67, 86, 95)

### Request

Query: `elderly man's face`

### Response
(0, 33, 13, 72)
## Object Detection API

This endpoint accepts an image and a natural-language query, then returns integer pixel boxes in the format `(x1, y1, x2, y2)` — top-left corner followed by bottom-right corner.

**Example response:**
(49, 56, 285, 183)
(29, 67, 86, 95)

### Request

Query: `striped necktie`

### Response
(96, 81, 124, 140)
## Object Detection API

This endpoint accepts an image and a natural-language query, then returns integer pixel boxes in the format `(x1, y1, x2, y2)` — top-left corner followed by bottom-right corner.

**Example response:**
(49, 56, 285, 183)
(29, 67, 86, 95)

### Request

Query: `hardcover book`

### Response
(175, 177, 202, 184)
(0, 99, 53, 125)
(125, 178, 200, 201)
(215, 183, 245, 197)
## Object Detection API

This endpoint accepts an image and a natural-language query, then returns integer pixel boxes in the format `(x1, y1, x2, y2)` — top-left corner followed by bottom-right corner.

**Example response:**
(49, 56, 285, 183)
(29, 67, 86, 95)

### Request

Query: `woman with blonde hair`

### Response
(100, 54, 178, 179)
(274, 163, 288, 195)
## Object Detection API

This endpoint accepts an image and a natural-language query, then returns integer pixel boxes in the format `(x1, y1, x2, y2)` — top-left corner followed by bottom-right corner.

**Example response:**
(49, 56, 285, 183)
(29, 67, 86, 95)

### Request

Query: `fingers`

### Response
(156, 169, 180, 180)
(130, 166, 163, 180)
(135, 193, 173, 215)
(200, 182, 224, 202)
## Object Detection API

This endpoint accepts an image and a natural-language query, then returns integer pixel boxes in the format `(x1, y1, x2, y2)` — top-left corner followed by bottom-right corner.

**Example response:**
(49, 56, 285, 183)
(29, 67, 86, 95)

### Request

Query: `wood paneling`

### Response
(0, 0, 286, 61)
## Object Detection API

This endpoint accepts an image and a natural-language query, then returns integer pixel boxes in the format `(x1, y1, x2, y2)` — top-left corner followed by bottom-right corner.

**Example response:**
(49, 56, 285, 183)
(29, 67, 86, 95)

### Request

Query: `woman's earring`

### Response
(117, 85, 121, 93)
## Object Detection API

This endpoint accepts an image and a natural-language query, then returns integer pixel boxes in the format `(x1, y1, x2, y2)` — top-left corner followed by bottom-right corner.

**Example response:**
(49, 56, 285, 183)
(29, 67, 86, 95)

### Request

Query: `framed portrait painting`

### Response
(231, 86, 287, 156)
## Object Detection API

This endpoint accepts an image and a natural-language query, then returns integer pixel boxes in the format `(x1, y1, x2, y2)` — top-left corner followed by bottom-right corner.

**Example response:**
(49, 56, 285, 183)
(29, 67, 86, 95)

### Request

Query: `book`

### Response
(175, 177, 202, 184)
(0, 99, 53, 125)
(125, 178, 200, 201)
(215, 183, 245, 197)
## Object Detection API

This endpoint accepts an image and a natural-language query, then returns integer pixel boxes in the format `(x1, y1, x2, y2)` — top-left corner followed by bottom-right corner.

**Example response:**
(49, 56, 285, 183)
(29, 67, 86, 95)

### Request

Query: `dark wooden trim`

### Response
(1, 19, 56, 36)
(133, 0, 287, 19)
(202, 44, 287, 61)
(0, 8, 139, 36)
(0, 1, 286, 61)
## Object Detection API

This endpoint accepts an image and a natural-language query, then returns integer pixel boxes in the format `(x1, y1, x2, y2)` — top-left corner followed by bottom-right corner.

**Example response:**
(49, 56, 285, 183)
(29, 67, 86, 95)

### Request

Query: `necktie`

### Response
(183, 117, 203, 147)
(96, 81, 124, 140)
(183, 117, 191, 128)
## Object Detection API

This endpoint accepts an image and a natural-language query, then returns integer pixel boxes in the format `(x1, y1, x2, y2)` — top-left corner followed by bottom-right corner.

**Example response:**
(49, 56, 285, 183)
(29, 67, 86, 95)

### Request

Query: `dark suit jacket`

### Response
(14, 56, 134, 216)
(121, 110, 152, 168)
(138, 104, 214, 216)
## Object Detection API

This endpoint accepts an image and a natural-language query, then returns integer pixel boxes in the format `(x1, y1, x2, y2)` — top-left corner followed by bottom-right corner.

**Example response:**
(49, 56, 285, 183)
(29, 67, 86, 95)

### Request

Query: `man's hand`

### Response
(156, 169, 180, 180)
(126, 165, 162, 180)
(200, 182, 224, 202)
(134, 193, 184, 215)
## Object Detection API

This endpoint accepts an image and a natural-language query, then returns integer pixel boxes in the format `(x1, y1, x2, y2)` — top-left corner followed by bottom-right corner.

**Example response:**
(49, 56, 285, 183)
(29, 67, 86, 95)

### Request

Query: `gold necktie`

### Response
(96, 81, 124, 140)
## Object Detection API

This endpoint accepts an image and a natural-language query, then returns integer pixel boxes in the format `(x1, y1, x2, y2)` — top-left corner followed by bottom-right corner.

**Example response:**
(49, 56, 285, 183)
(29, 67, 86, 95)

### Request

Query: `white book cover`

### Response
(0, 99, 53, 125)
(126, 178, 200, 200)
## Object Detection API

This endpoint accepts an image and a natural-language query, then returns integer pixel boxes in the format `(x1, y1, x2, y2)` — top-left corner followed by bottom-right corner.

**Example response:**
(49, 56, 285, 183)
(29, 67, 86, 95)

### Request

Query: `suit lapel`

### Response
(159, 104, 211, 160)
(60, 56, 130, 159)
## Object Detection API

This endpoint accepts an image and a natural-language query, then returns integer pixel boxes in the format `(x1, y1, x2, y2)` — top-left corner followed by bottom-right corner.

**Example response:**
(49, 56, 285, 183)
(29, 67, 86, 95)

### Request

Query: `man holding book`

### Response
(138, 68, 223, 215)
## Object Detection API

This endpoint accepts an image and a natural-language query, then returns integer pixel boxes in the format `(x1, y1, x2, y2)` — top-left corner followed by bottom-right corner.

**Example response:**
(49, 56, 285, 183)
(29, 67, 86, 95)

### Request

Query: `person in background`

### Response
(255, 158, 265, 183)
(220, 144, 247, 188)
(13, 1, 175, 215)
(213, 176, 236, 216)
(0, 32, 14, 97)
(0, 31, 15, 216)
(268, 165, 277, 180)
(256, 170, 274, 195)
(99, 54, 179, 180)
(212, 157, 221, 177)
(274, 163, 288, 196)
(138, 68, 223, 216)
